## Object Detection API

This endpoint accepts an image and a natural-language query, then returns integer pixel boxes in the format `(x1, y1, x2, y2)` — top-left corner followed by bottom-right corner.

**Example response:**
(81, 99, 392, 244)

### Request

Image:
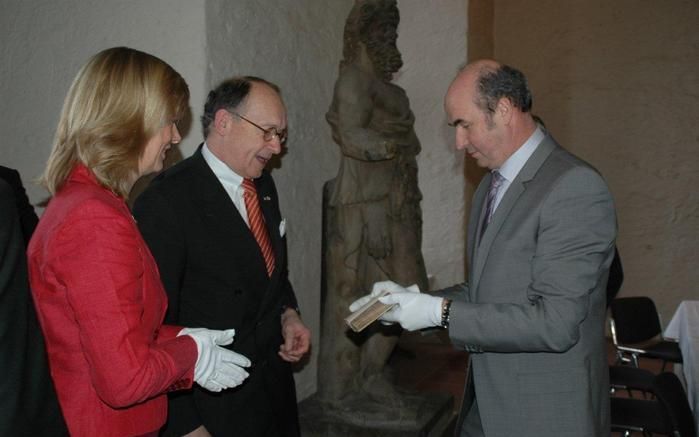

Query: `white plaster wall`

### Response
(396, 0, 467, 290)
(0, 0, 207, 206)
(204, 0, 352, 400)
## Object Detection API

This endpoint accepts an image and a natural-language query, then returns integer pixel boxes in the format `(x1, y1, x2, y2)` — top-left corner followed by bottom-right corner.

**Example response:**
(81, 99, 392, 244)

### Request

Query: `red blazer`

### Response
(28, 165, 197, 437)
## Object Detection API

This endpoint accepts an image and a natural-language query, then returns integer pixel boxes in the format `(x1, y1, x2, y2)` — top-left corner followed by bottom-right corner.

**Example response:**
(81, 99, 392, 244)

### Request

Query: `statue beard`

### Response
(366, 42, 403, 81)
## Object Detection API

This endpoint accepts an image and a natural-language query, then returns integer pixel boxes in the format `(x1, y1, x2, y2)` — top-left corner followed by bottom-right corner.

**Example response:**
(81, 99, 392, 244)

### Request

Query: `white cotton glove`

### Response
(178, 328, 251, 392)
(348, 280, 417, 312)
(378, 292, 443, 331)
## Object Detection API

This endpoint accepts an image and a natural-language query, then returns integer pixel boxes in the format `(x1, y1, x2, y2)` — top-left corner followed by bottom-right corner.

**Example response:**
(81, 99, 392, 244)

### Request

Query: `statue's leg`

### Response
(387, 202, 428, 290)
(359, 201, 430, 394)
(317, 203, 365, 402)
(357, 230, 401, 394)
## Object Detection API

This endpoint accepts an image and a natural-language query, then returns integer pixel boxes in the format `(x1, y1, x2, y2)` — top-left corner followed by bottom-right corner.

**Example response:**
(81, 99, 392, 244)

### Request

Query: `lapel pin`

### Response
(263, 196, 271, 201)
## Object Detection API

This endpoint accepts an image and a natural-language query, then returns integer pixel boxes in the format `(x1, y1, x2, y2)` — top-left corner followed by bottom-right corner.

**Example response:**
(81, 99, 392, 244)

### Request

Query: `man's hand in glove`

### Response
(348, 280, 417, 312)
(378, 291, 444, 331)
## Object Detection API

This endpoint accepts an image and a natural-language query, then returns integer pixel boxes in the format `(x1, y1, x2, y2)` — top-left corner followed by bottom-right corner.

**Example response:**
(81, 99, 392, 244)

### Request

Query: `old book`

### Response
(345, 289, 395, 332)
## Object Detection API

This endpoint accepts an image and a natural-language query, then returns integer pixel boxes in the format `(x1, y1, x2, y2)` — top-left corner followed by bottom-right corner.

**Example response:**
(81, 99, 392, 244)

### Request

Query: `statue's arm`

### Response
(329, 70, 395, 162)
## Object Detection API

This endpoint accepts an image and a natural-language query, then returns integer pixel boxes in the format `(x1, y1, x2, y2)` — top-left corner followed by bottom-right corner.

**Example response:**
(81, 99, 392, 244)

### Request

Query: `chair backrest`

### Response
(606, 247, 624, 308)
(610, 296, 663, 344)
(653, 372, 696, 437)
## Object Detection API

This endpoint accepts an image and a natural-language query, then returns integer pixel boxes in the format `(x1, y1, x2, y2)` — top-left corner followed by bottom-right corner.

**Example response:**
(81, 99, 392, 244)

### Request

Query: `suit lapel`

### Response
(189, 149, 269, 280)
(467, 175, 488, 299)
(191, 152, 239, 221)
(470, 136, 557, 299)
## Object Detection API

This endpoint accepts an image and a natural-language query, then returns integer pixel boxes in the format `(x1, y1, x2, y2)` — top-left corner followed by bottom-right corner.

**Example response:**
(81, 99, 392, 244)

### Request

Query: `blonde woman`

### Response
(28, 47, 250, 437)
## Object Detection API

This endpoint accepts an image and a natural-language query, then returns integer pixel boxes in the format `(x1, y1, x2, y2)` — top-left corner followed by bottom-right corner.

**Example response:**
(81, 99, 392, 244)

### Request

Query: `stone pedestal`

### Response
(299, 391, 455, 437)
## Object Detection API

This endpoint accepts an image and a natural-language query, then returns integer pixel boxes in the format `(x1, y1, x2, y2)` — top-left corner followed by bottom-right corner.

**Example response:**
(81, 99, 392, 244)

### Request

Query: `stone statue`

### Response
(318, 0, 429, 417)
(300, 2, 453, 434)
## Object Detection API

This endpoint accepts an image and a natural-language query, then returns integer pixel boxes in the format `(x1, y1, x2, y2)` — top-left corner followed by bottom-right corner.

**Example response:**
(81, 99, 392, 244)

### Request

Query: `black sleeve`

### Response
(0, 180, 67, 436)
(0, 167, 39, 243)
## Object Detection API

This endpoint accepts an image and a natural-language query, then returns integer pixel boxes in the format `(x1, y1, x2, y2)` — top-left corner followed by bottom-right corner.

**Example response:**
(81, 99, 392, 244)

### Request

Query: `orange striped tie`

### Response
(242, 179, 275, 276)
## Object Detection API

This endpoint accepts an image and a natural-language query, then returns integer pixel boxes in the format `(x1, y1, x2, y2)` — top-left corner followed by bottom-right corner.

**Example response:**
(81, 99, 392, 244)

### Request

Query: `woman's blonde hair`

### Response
(41, 47, 189, 198)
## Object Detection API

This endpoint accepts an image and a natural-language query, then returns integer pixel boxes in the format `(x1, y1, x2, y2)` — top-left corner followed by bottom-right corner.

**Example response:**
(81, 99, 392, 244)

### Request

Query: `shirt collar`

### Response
(202, 142, 244, 191)
(496, 126, 545, 183)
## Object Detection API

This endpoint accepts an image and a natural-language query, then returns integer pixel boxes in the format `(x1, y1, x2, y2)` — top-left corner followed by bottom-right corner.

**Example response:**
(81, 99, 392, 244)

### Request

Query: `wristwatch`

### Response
(441, 299, 452, 328)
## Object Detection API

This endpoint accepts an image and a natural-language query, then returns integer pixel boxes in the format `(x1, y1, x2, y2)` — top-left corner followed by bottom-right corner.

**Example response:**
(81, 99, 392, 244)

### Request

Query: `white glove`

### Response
(179, 328, 251, 392)
(348, 280, 418, 312)
(378, 292, 443, 331)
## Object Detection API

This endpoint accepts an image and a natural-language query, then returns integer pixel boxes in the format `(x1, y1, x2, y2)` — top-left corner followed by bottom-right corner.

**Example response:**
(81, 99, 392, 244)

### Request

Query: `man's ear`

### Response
(213, 109, 232, 135)
(495, 97, 514, 125)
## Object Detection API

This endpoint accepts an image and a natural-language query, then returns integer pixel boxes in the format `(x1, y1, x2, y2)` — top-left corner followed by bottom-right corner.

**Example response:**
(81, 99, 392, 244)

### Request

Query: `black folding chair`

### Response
(610, 365, 655, 398)
(609, 296, 682, 370)
(611, 372, 695, 436)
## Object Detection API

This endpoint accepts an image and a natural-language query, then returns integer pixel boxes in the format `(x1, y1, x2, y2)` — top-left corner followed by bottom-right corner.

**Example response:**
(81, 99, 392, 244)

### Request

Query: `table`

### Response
(664, 300, 699, 434)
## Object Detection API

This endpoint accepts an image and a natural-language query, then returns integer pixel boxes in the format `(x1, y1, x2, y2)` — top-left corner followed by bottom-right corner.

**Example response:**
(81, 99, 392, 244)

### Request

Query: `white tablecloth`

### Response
(664, 300, 699, 434)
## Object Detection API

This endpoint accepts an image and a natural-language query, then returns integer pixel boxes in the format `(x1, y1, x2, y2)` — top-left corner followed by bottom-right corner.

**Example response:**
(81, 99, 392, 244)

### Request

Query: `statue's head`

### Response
(342, 0, 402, 81)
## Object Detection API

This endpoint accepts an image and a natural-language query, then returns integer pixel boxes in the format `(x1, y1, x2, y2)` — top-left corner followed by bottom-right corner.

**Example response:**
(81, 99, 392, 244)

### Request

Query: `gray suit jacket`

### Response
(439, 135, 615, 437)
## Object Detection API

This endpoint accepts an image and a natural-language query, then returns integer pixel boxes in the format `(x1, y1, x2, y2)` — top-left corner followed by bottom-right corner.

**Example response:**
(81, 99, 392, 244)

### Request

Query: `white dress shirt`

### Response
(491, 126, 545, 213)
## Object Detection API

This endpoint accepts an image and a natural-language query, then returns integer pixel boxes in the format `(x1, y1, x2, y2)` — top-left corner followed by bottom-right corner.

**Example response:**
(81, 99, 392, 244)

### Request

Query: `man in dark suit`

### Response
(351, 60, 616, 436)
(133, 77, 310, 437)
(0, 168, 67, 436)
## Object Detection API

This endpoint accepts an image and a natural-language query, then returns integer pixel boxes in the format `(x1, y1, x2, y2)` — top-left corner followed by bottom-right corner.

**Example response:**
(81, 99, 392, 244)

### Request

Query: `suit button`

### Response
(233, 289, 242, 295)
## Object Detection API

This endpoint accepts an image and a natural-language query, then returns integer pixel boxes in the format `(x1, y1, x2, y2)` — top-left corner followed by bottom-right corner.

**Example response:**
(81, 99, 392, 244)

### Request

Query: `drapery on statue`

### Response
(317, 0, 429, 419)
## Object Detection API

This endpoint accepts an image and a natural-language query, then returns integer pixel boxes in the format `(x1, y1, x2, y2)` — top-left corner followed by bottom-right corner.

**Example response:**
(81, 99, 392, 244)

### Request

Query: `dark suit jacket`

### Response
(606, 247, 624, 306)
(0, 166, 39, 243)
(439, 135, 615, 436)
(133, 147, 300, 437)
(0, 177, 67, 436)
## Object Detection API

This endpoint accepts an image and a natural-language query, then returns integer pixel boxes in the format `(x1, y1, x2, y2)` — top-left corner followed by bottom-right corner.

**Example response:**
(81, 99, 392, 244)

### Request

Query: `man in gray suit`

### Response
(350, 59, 616, 436)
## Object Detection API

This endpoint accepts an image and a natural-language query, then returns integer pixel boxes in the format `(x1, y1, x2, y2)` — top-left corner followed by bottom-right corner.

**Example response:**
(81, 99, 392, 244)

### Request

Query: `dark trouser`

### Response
(460, 397, 485, 437)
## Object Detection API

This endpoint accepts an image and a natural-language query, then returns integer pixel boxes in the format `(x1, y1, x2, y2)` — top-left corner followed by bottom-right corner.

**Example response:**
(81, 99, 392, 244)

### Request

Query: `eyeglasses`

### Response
(233, 112, 288, 145)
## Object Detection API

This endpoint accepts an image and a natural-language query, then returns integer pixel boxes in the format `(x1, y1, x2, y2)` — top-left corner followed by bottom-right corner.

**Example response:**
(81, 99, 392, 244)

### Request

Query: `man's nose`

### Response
(268, 137, 283, 154)
(455, 128, 468, 150)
